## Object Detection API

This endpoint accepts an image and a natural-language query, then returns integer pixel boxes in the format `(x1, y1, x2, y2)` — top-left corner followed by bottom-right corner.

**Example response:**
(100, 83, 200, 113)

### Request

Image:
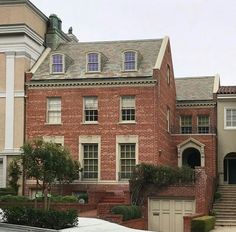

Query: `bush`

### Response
(0, 188, 16, 196)
(214, 192, 221, 202)
(112, 205, 142, 221)
(2, 207, 78, 229)
(0, 195, 30, 202)
(51, 195, 78, 203)
(77, 192, 88, 203)
(191, 215, 215, 232)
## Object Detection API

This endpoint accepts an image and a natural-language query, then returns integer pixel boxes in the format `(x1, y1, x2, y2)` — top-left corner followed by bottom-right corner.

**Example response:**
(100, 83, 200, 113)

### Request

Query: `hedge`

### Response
(1, 206, 78, 229)
(191, 215, 215, 232)
(112, 205, 142, 221)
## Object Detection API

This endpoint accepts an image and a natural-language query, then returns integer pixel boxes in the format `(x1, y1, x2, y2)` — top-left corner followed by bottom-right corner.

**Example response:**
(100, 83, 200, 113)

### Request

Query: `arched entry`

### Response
(224, 153, 236, 184)
(177, 138, 205, 168)
(182, 148, 201, 168)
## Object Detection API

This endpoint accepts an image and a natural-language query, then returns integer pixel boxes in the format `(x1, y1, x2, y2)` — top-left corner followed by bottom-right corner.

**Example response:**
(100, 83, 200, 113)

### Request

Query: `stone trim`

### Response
(176, 102, 216, 108)
(27, 79, 157, 89)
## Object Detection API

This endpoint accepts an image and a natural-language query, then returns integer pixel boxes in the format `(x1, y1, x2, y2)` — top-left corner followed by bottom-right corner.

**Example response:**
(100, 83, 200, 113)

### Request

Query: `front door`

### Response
(229, 159, 236, 184)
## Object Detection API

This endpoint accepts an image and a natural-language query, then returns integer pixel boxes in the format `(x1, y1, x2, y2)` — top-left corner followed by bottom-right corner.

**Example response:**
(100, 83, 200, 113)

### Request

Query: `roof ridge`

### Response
(176, 76, 215, 80)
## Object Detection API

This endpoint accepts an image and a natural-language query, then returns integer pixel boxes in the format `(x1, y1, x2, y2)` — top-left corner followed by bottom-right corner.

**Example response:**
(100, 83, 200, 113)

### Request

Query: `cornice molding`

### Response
(27, 79, 157, 89)
(176, 102, 216, 108)
(0, 24, 44, 45)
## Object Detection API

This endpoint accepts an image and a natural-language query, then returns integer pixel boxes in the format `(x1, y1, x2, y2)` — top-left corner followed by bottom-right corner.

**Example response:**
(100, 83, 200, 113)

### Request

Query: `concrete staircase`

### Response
(213, 185, 236, 226)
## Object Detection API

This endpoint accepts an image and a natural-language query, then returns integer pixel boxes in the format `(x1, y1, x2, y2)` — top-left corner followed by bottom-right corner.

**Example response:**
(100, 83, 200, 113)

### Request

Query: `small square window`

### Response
(225, 108, 236, 129)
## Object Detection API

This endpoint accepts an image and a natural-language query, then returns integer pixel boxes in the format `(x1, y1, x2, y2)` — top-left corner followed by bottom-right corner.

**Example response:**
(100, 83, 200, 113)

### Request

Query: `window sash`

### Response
(181, 116, 192, 134)
(47, 98, 61, 124)
(84, 97, 98, 122)
(121, 96, 135, 121)
(120, 144, 136, 180)
(124, 51, 136, 71)
(83, 144, 98, 179)
(52, 54, 63, 73)
(226, 109, 236, 127)
(87, 53, 100, 72)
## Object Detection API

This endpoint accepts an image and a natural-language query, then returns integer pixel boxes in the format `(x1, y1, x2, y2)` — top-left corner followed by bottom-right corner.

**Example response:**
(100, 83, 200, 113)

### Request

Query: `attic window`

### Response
(87, 52, 101, 72)
(123, 51, 137, 71)
(51, 54, 64, 74)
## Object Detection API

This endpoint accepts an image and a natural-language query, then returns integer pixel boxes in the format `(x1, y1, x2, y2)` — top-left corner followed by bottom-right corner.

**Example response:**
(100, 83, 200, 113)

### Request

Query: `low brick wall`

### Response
(121, 218, 146, 230)
(97, 203, 122, 218)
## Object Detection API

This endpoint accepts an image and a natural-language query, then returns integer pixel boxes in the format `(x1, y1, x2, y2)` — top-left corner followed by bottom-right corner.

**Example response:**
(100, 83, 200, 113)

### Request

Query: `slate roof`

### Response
(33, 39, 163, 79)
(175, 76, 215, 101)
(217, 86, 236, 94)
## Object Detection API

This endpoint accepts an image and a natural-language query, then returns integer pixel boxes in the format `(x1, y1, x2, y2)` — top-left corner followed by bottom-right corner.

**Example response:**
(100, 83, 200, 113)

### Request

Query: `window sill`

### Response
(224, 127, 236, 130)
(121, 70, 138, 73)
(82, 122, 98, 125)
(119, 121, 136, 125)
(44, 123, 62, 126)
(85, 71, 101, 74)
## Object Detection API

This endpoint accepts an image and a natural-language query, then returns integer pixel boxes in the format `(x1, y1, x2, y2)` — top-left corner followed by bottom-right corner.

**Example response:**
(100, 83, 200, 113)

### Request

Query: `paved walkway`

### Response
(79, 209, 97, 218)
(211, 226, 236, 232)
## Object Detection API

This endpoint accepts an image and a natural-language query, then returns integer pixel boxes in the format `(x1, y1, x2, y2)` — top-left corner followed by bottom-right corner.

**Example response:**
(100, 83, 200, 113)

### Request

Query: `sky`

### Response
(30, 0, 236, 86)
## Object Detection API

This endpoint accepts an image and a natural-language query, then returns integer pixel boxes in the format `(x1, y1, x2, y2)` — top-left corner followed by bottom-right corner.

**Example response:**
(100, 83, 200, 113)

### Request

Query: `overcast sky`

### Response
(31, 0, 236, 85)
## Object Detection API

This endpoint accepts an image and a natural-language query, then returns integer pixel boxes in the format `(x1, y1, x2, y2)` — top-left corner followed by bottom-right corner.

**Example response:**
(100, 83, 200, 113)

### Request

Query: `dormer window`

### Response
(123, 51, 137, 71)
(51, 54, 64, 74)
(87, 52, 101, 72)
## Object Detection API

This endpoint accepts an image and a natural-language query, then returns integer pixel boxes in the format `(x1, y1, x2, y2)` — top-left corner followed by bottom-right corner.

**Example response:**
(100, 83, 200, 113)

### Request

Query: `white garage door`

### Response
(148, 198, 195, 232)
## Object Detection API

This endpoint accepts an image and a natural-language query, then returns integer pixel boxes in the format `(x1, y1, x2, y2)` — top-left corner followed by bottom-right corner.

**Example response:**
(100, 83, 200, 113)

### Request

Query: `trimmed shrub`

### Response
(78, 192, 88, 203)
(191, 215, 215, 232)
(112, 205, 142, 221)
(51, 195, 78, 203)
(2, 206, 78, 229)
(0, 195, 30, 202)
(0, 188, 16, 196)
(214, 192, 221, 202)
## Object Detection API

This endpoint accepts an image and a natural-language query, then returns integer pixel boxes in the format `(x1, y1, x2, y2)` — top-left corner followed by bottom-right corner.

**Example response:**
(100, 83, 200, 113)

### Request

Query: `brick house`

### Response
(24, 12, 220, 231)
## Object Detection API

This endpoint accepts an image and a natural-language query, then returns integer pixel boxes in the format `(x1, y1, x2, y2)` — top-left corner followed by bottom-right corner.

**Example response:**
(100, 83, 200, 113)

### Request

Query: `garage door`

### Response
(148, 198, 195, 232)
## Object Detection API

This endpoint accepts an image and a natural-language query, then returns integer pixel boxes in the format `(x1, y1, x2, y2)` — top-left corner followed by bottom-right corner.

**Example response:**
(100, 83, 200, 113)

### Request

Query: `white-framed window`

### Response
(121, 96, 135, 122)
(51, 54, 64, 74)
(180, 115, 192, 134)
(198, 115, 210, 133)
(82, 144, 98, 180)
(87, 52, 101, 72)
(225, 108, 236, 129)
(46, 97, 61, 124)
(123, 51, 137, 71)
(119, 144, 136, 180)
(167, 64, 170, 85)
(84, 97, 98, 123)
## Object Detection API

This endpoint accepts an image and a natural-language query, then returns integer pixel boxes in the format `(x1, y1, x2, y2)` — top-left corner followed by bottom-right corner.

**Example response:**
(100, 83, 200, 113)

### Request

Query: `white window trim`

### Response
(224, 107, 236, 130)
(50, 53, 65, 74)
(86, 52, 101, 73)
(79, 135, 101, 182)
(122, 50, 138, 72)
(120, 96, 136, 123)
(43, 136, 64, 146)
(116, 135, 138, 182)
(46, 97, 62, 125)
(83, 96, 98, 124)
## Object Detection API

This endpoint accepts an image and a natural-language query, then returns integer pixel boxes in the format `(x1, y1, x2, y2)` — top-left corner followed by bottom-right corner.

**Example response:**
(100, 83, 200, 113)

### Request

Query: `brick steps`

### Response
(100, 196, 125, 204)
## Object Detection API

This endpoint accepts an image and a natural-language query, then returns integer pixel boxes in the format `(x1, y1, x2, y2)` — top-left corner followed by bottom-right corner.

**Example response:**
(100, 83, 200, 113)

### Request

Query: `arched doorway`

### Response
(224, 153, 236, 184)
(182, 148, 201, 168)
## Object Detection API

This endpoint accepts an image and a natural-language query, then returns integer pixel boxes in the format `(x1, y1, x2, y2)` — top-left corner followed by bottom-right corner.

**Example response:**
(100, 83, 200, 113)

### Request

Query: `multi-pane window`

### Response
(198, 115, 210, 133)
(47, 98, 61, 124)
(121, 96, 135, 122)
(181, 116, 192, 134)
(120, 144, 136, 180)
(84, 97, 98, 122)
(51, 54, 64, 73)
(83, 144, 98, 180)
(87, 53, 100, 72)
(225, 108, 236, 128)
(124, 51, 136, 71)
